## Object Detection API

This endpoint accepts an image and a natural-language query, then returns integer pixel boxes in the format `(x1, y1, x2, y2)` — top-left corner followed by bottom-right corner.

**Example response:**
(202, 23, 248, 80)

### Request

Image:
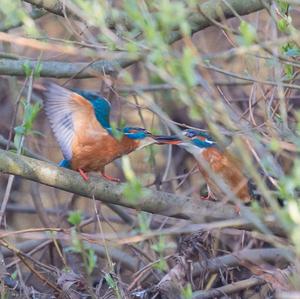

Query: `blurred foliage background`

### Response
(0, 0, 300, 298)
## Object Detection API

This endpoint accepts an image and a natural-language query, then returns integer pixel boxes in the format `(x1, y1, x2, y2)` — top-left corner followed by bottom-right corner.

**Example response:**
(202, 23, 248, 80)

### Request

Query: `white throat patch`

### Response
(178, 143, 205, 156)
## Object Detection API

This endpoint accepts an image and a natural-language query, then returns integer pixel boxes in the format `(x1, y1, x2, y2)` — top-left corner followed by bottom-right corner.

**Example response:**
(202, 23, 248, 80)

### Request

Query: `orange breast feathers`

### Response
(70, 109, 139, 172)
(197, 147, 252, 203)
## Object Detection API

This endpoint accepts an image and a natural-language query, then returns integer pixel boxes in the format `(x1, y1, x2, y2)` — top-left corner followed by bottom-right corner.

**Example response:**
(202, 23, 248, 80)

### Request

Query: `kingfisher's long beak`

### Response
(152, 135, 182, 145)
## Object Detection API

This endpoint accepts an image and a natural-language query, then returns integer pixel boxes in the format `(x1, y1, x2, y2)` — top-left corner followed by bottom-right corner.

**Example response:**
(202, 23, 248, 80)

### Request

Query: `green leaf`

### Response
(22, 61, 32, 77)
(11, 270, 17, 280)
(151, 236, 166, 253)
(87, 248, 97, 275)
(152, 258, 168, 271)
(13, 134, 22, 151)
(110, 121, 124, 141)
(105, 273, 117, 289)
(68, 210, 82, 226)
(181, 47, 197, 87)
(126, 42, 139, 54)
(14, 125, 25, 150)
(69, 227, 82, 253)
(14, 125, 25, 135)
(180, 21, 191, 36)
(276, 0, 289, 14)
(284, 64, 293, 80)
(23, 101, 42, 134)
(238, 21, 256, 46)
(137, 212, 151, 233)
(123, 180, 143, 203)
(291, 226, 300, 255)
(122, 156, 136, 182)
(34, 61, 43, 78)
(181, 283, 193, 299)
(277, 18, 289, 32)
(0, 0, 39, 34)
(12, 100, 41, 153)
(188, 106, 202, 120)
(156, 0, 187, 36)
(292, 159, 300, 182)
(269, 138, 280, 152)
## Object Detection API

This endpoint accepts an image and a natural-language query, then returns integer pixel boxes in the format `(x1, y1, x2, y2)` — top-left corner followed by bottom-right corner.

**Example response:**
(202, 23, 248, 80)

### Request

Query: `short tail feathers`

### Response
(59, 159, 71, 168)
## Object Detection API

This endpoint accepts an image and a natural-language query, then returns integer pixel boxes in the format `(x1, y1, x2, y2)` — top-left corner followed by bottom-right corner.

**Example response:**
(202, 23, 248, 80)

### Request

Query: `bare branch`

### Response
(23, 0, 74, 18)
(1, 0, 271, 78)
(169, 0, 271, 43)
(24, 0, 271, 37)
(193, 248, 293, 278)
(0, 57, 136, 78)
(192, 277, 265, 299)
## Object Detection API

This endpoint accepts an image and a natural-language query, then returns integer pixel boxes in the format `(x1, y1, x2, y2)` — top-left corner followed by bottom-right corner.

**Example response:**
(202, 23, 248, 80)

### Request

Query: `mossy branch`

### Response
(0, 57, 136, 78)
(0, 148, 238, 222)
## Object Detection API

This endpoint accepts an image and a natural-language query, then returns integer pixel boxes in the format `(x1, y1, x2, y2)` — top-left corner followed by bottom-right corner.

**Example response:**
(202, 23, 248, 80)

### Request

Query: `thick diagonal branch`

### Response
(0, 148, 237, 222)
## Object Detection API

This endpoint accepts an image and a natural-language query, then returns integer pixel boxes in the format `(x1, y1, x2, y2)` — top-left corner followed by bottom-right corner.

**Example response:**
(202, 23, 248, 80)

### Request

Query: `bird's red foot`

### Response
(100, 172, 120, 183)
(78, 168, 89, 181)
(200, 194, 211, 200)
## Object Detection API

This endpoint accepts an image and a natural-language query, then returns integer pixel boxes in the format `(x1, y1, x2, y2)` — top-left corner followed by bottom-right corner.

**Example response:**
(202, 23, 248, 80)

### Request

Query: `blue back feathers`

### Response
(73, 89, 111, 128)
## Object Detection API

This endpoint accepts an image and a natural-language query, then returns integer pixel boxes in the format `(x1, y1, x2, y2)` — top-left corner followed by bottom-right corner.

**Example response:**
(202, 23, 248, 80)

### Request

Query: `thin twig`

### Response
(192, 277, 265, 299)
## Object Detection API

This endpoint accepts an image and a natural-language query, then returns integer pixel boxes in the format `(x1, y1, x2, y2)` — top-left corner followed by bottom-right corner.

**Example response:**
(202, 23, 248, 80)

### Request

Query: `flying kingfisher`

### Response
(43, 82, 165, 182)
(156, 129, 253, 204)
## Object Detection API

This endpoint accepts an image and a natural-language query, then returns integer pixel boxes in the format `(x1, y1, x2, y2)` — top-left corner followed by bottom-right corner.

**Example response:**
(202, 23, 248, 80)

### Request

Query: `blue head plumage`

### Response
(183, 129, 215, 148)
(123, 127, 151, 139)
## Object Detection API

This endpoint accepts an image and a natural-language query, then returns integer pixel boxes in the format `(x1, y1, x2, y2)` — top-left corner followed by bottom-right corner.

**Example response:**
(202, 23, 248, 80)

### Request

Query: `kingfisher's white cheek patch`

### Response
(205, 139, 215, 144)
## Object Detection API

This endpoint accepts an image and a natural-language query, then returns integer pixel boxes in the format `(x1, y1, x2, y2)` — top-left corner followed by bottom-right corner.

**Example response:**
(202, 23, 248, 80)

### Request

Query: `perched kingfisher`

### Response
(156, 129, 253, 204)
(43, 82, 163, 182)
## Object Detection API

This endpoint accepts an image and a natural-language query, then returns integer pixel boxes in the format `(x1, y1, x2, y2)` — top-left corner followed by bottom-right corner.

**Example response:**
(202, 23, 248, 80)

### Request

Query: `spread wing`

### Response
(43, 82, 95, 161)
(73, 89, 111, 129)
